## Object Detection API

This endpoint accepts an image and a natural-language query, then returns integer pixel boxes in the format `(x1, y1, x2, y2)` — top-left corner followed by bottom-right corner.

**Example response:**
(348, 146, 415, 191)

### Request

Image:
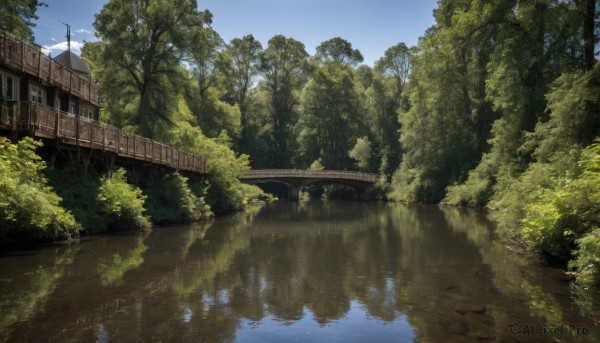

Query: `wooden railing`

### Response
(241, 169, 379, 183)
(19, 102, 205, 173)
(0, 31, 101, 106)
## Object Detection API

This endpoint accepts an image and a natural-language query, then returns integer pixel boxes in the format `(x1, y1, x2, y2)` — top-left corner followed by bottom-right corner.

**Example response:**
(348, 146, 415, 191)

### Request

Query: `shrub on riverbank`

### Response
(145, 172, 212, 224)
(0, 137, 80, 247)
(490, 140, 600, 285)
(48, 168, 152, 233)
(97, 168, 151, 231)
(46, 169, 107, 234)
(240, 183, 275, 203)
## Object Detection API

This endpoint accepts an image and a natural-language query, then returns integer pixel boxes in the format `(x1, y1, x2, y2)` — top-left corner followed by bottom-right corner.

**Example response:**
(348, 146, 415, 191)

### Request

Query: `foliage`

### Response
(94, 0, 213, 138)
(259, 35, 309, 167)
(218, 35, 263, 151)
(46, 168, 107, 234)
(97, 168, 150, 231)
(171, 123, 250, 213)
(0, 138, 80, 246)
(315, 37, 363, 66)
(0, 0, 46, 42)
(144, 172, 211, 224)
(240, 183, 275, 203)
(299, 61, 365, 169)
(573, 229, 600, 288)
(310, 159, 325, 171)
(349, 136, 371, 171)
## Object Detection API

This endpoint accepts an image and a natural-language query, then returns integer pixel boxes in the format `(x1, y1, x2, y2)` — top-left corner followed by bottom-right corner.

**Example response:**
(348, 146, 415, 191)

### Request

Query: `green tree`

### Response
(374, 43, 411, 98)
(0, 0, 46, 42)
(349, 136, 371, 171)
(445, 0, 589, 206)
(94, 0, 212, 138)
(315, 37, 363, 66)
(218, 35, 263, 152)
(259, 35, 309, 167)
(299, 61, 364, 169)
(390, 8, 489, 202)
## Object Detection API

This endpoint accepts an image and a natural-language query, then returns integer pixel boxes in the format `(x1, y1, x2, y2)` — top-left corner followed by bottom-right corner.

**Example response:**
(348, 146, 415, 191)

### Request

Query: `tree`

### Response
(259, 35, 309, 167)
(349, 136, 371, 171)
(299, 62, 365, 169)
(316, 37, 363, 66)
(0, 0, 46, 42)
(94, 0, 212, 138)
(218, 35, 263, 151)
(374, 43, 412, 97)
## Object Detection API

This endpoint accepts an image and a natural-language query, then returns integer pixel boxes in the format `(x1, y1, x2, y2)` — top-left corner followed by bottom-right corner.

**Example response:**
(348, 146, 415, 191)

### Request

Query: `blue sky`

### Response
(35, 0, 437, 66)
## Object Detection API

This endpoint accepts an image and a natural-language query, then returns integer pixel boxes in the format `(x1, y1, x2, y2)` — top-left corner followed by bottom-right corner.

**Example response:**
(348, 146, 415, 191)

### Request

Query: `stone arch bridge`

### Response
(240, 169, 379, 200)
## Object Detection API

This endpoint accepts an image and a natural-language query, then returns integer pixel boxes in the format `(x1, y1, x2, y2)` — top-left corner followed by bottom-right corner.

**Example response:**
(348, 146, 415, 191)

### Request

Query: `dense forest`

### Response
(1, 0, 599, 286)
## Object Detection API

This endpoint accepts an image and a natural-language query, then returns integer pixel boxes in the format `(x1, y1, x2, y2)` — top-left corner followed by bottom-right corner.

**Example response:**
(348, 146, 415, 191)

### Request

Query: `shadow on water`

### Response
(0, 200, 598, 342)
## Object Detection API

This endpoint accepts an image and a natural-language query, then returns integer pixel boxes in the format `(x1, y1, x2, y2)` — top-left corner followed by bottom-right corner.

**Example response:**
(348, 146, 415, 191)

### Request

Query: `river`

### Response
(0, 200, 598, 342)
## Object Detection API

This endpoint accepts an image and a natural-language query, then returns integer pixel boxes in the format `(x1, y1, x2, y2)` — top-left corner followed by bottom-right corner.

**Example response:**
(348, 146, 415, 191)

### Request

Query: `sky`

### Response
(34, 0, 438, 67)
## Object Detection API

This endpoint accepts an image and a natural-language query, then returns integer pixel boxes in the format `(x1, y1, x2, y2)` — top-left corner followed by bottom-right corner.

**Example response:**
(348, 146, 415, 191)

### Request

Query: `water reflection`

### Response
(0, 201, 598, 342)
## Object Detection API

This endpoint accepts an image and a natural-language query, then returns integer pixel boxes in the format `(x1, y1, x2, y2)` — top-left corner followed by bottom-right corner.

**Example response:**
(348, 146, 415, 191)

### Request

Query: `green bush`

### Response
(46, 169, 107, 234)
(0, 137, 80, 246)
(97, 168, 150, 231)
(572, 229, 600, 288)
(145, 172, 212, 224)
(241, 183, 275, 203)
(171, 125, 249, 213)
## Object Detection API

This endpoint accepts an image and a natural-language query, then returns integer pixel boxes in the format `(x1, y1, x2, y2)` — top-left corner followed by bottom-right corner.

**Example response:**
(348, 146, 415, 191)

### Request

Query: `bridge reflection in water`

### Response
(241, 169, 379, 199)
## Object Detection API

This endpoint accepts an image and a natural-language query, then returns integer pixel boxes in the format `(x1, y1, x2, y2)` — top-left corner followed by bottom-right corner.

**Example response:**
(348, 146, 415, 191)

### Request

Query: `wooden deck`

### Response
(2, 101, 205, 174)
(0, 31, 101, 107)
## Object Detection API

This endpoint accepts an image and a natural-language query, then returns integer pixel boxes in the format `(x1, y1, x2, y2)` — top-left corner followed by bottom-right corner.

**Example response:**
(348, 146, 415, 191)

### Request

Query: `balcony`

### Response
(0, 31, 101, 106)
(18, 101, 205, 174)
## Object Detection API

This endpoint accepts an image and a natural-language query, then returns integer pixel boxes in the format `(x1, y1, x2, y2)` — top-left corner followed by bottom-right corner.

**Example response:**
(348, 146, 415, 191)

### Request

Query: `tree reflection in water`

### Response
(0, 200, 598, 342)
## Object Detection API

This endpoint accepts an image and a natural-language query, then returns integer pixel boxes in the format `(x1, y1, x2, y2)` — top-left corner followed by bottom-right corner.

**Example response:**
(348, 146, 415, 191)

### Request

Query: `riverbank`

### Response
(0, 137, 270, 252)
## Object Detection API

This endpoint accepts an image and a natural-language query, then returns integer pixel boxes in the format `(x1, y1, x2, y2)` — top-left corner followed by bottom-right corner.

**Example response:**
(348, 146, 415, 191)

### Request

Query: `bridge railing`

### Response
(19, 101, 206, 174)
(0, 31, 101, 106)
(241, 169, 379, 183)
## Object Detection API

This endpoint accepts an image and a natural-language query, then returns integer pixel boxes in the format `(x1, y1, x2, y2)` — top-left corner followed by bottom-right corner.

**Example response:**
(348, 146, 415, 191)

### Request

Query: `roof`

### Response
(53, 50, 91, 75)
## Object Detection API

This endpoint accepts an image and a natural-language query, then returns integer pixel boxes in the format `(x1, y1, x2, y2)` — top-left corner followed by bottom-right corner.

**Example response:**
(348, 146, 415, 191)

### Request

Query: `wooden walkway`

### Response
(1, 101, 206, 173)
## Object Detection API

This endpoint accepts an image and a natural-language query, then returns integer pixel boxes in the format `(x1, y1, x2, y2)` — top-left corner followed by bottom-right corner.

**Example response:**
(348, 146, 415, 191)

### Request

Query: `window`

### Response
(1, 72, 19, 124)
(69, 101, 78, 115)
(81, 105, 95, 119)
(30, 84, 45, 104)
(0, 72, 19, 101)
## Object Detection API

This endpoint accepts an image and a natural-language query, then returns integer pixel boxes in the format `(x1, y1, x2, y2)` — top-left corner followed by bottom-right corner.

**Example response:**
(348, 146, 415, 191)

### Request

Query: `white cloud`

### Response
(42, 40, 84, 56)
(75, 28, 92, 35)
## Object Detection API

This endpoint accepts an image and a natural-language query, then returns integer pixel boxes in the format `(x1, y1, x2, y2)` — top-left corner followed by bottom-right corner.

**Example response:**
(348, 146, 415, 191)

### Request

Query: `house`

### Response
(0, 30, 101, 132)
(0, 30, 205, 175)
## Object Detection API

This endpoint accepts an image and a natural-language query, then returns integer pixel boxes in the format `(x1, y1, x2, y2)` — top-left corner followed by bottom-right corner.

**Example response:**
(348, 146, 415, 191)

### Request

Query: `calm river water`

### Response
(1, 200, 599, 342)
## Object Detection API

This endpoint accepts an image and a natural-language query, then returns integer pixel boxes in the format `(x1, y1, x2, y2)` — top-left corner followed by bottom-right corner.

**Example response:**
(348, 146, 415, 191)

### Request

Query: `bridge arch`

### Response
(241, 169, 378, 200)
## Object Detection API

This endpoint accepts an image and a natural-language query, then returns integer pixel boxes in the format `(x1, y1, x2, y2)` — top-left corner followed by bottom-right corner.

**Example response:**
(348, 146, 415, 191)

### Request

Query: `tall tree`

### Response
(315, 37, 363, 66)
(218, 35, 263, 151)
(0, 0, 45, 42)
(581, 0, 597, 70)
(94, 0, 212, 138)
(259, 35, 308, 167)
(390, 0, 497, 203)
(299, 39, 366, 169)
(374, 43, 412, 98)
